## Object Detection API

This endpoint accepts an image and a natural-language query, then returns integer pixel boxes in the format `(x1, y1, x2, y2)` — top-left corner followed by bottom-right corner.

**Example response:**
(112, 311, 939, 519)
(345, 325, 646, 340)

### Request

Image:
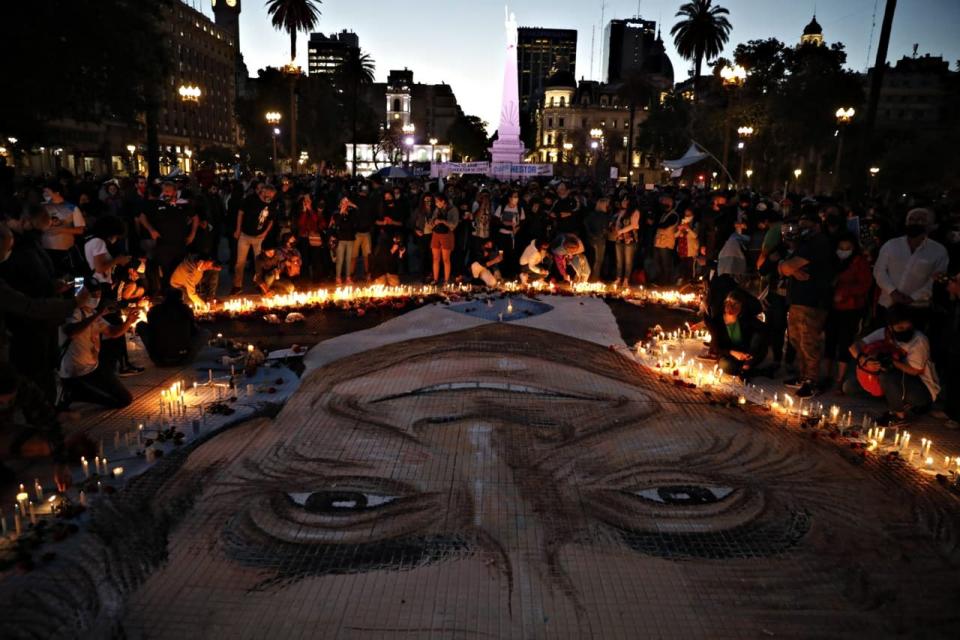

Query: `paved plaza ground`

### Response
(1, 296, 959, 639)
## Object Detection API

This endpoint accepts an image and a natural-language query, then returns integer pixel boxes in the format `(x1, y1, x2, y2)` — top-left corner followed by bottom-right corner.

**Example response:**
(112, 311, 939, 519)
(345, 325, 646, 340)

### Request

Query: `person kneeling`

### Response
(136, 288, 206, 367)
(59, 283, 137, 409)
(470, 239, 503, 287)
(709, 289, 768, 379)
(254, 241, 294, 296)
(369, 232, 406, 286)
(170, 254, 220, 309)
(519, 239, 550, 284)
(844, 304, 940, 427)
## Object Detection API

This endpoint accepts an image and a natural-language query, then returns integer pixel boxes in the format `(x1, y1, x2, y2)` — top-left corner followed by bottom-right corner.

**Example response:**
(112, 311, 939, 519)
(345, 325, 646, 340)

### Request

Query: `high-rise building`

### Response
(308, 30, 360, 79)
(603, 18, 663, 84)
(517, 28, 577, 113)
(865, 54, 957, 130)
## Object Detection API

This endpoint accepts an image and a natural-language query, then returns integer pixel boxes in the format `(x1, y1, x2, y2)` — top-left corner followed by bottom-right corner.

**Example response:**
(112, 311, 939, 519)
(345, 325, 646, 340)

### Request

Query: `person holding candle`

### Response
(135, 288, 205, 366)
(844, 304, 941, 428)
(253, 240, 295, 296)
(369, 232, 406, 287)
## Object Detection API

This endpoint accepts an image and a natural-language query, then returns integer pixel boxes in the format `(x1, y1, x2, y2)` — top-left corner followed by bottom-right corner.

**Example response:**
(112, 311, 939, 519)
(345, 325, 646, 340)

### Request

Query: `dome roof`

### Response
(641, 46, 675, 87)
(545, 69, 576, 89)
(803, 15, 822, 36)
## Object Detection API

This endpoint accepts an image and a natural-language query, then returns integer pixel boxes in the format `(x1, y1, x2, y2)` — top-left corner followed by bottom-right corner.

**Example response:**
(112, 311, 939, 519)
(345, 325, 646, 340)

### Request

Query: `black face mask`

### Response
(892, 328, 915, 342)
(905, 224, 926, 238)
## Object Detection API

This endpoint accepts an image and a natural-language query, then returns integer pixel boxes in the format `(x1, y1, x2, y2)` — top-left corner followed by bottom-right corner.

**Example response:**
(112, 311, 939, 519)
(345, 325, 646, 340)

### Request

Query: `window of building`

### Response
(558, 118, 565, 128)
(549, 97, 555, 106)
(547, 117, 553, 127)
(392, 98, 401, 112)
(559, 97, 566, 107)
(546, 134, 552, 145)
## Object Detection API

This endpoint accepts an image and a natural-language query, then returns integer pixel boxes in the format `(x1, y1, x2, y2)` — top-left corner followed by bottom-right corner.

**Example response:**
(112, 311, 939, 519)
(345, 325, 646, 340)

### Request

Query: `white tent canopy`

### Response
(662, 143, 710, 170)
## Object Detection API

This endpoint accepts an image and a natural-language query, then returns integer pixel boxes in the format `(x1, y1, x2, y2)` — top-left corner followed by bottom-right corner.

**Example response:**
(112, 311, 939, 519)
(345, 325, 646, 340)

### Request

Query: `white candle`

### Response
(79, 491, 87, 507)
(34, 479, 43, 502)
(28, 501, 37, 526)
(94, 456, 101, 475)
(113, 467, 124, 479)
(81, 456, 89, 478)
(16, 491, 28, 513)
(14, 505, 22, 536)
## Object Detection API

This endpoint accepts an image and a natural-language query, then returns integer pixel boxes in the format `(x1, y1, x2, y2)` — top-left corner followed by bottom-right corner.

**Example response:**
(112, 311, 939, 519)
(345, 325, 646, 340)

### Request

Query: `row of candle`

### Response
(641, 332, 960, 479)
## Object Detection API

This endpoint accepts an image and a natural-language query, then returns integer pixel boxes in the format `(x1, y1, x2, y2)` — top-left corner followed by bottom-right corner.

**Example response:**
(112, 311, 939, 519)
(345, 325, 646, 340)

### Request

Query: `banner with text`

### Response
(431, 162, 554, 179)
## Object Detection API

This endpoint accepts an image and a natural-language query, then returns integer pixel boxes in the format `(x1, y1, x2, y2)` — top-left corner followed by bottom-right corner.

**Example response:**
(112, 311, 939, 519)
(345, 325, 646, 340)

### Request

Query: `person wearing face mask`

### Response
(58, 281, 138, 410)
(778, 207, 838, 398)
(716, 219, 750, 280)
(824, 233, 872, 391)
(710, 289, 768, 379)
(872, 208, 949, 329)
(674, 208, 699, 285)
(845, 304, 940, 428)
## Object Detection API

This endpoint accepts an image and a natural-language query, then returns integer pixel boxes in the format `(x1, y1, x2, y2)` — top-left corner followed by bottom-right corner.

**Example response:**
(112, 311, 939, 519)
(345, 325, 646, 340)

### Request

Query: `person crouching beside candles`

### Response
(709, 289, 769, 381)
(253, 240, 295, 297)
(369, 232, 406, 287)
(136, 288, 208, 367)
(0, 363, 77, 491)
(170, 254, 221, 310)
(469, 239, 504, 288)
(843, 304, 940, 428)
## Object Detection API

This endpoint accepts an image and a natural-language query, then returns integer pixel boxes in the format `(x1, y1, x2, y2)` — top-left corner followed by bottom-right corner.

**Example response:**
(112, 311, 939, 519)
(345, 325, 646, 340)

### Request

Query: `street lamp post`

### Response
(126, 144, 137, 175)
(266, 112, 282, 173)
(745, 168, 754, 186)
(429, 137, 438, 164)
(868, 166, 880, 197)
(720, 64, 747, 185)
(282, 62, 302, 175)
(833, 107, 855, 191)
(793, 167, 803, 192)
(589, 128, 604, 178)
(402, 123, 415, 169)
(736, 125, 754, 186)
(562, 142, 574, 174)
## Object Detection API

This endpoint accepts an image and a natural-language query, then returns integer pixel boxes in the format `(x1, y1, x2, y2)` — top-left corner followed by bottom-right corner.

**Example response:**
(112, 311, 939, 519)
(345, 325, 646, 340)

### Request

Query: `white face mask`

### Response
(836, 249, 853, 260)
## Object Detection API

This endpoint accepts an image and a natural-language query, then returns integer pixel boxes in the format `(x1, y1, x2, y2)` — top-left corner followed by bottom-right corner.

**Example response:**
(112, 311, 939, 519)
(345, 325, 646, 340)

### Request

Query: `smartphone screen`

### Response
(73, 277, 84, 295)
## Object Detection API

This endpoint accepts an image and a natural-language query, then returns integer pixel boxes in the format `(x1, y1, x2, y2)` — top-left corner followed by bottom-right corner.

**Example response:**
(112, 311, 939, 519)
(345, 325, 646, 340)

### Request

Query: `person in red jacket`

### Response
(825, 232, 873, 390)
(295, 194, 329, 284)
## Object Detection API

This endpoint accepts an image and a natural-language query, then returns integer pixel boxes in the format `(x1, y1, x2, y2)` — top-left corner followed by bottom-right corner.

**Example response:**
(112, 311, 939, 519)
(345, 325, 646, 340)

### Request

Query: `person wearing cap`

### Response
(777, 206, 837, 397)
(872, 207, 948, 328)
(170, 254, 221, 308)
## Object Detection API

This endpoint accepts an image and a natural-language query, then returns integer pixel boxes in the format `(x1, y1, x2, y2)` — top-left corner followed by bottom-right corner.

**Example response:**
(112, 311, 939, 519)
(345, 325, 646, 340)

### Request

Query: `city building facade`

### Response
(307, 30, 360, 79)
(865, 54, 958, 130)
(603, 18, 672, 84)
(517, 28, 578, 113)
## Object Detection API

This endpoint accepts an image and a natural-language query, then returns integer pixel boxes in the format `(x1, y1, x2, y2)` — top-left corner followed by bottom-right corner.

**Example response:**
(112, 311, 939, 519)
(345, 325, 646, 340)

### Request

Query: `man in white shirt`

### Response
(845, 304, 940, 427)
(58, 282, 137, 409)
(41, 182, 86, 274)
(519, 239, 550, 284)
(873, 208, 948, 325)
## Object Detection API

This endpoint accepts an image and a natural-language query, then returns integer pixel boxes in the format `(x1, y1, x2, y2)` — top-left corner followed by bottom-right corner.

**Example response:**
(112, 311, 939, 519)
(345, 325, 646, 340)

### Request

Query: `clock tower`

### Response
(211, 0, 241, 48)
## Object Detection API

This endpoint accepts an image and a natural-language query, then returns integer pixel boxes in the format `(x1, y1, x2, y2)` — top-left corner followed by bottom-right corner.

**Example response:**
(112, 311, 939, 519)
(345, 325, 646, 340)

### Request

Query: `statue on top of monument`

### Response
(504, 5, 518, 48)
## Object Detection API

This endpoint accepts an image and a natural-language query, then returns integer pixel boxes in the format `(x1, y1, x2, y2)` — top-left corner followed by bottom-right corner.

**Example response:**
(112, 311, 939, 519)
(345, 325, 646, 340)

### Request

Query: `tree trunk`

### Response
(289, 76, 297, 174)
(626, 103, 636, 185)
(856, 0, 897, 193)
(351, 82, 359, 177)
(145, 86, 160, 181)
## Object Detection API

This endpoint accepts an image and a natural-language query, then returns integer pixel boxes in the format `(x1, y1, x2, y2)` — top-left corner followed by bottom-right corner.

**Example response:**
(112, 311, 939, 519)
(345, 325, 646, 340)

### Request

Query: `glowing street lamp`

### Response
(833, 107, 855, 189)
(868, 166, 880, 196)
(178, 84, 201, 103)
(429, 137, 438, 163)
(869, 166, 880, 176)
(720, 64, 747, 88)
(835, 107, 856, 125)
(265, 111, 282, 125)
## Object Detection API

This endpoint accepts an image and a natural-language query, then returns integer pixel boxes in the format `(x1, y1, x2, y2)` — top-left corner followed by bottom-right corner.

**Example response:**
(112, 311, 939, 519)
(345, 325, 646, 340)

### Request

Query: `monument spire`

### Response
(489, 5, 527, 170)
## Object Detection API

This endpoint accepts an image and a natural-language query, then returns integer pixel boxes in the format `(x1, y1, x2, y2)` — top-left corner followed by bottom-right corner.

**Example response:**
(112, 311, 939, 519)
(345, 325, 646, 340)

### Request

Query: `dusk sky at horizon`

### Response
(197, 0, 960, 133)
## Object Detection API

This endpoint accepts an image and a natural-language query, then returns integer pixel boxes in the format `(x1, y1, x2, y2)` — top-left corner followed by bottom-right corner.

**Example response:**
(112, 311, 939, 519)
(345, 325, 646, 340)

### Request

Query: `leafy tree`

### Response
(446, 115, 489, 161)
(0, 1, 171, 165)
(670, 0, 733, 100)
(616, 72, 669, 183)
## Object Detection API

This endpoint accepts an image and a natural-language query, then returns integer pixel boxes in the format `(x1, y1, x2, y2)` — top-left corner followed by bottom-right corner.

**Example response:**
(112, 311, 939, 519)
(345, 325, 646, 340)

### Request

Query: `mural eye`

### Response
(287, 490, 398, 514)
(632, 485, 735, 506)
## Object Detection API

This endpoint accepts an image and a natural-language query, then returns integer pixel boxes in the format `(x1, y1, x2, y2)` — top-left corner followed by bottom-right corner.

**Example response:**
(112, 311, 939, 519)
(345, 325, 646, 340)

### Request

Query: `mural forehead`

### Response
(116, 324, 959, 638)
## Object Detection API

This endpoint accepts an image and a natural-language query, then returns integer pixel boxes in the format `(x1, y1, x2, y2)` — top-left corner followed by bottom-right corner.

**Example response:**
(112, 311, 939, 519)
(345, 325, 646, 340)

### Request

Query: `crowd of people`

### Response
(1, 165, 959, 483)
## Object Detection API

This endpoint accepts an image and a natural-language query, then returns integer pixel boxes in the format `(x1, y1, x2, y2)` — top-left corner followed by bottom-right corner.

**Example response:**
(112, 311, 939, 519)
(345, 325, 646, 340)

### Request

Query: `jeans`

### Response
(615, 242, 637, 282)
(654, 247, 674, 285)
(843, 369, 932, 413)
(234, 233, 264, 288)
(589, 238, 606, 282)
(60, 366, 132, 409)
(335, 240, 354, 279)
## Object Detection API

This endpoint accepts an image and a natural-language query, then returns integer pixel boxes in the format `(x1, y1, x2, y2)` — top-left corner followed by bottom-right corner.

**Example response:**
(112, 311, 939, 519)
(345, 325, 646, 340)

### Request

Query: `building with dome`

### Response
(800, 15, 824, 47)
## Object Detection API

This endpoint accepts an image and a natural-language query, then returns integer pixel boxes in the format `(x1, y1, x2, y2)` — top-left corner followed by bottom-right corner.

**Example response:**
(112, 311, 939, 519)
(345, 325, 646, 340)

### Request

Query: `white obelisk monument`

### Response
(489, 6, 526, 170)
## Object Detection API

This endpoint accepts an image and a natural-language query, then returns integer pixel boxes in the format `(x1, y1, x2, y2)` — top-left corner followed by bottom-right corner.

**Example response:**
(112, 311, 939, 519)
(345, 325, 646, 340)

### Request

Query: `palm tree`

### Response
(670, 0, 733, 100)
(337, 50, 376, 177)
(265, 0, 322, 62)
(266, 0, 322, 172)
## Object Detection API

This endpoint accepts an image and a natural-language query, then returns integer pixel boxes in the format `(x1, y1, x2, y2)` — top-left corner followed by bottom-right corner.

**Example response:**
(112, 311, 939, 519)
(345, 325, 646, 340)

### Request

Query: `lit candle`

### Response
(247, 344, 254, 353)
(34, 478, 43, 502)
(924, 439, 932, 457)
(738, 395, 747, 405)
(208, 368, 213, 383)
(16, 491, 28, 513)
(14, 505, 22, 536)
(925, 456, 934, 469)
(113, 467, 124, 479)
(28, 501, 37, 526)
(830, 405, 840, 424)
(94, 456, 101, 475)
(81, 456, 89, 478)
(102, 457, 109, 477)
(79, 491, 87, 507)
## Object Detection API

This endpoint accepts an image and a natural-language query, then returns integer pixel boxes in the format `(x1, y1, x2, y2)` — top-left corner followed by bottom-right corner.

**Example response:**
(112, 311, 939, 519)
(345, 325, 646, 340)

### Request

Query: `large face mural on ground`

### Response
(4, 323, 960, 638)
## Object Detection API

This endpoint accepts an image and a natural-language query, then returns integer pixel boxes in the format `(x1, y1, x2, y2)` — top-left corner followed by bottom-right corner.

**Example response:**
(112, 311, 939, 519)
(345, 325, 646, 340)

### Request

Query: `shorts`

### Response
(431, 232, 454, 252)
